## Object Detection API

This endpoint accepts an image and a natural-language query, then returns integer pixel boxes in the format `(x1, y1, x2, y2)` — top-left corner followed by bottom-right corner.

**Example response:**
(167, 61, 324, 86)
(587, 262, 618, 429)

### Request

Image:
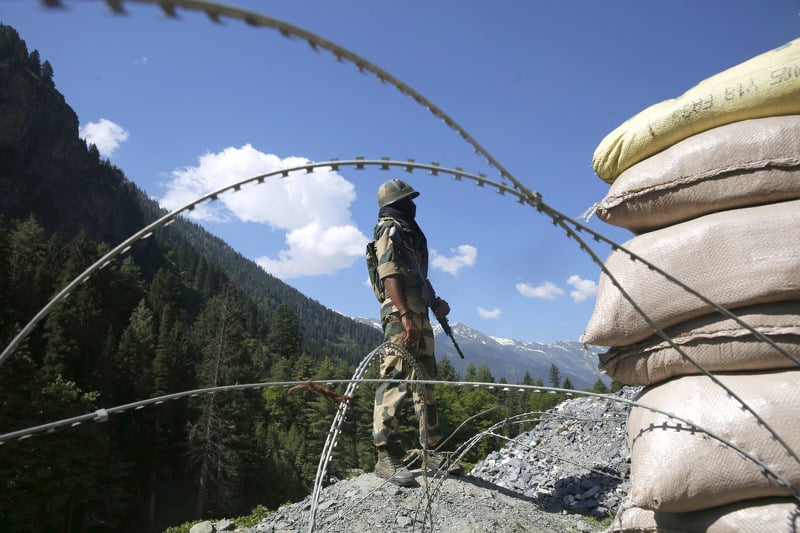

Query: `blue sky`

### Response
(2, 1, 798, 343)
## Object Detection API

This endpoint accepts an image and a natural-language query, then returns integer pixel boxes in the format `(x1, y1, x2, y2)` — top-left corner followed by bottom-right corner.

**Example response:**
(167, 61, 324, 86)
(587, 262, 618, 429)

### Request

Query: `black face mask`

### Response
(394, 198, 417, 220)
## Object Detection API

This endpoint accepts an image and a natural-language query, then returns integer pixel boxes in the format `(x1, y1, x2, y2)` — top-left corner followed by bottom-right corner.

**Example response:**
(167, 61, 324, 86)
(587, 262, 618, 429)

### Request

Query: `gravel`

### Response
(194, 387, 639, 533)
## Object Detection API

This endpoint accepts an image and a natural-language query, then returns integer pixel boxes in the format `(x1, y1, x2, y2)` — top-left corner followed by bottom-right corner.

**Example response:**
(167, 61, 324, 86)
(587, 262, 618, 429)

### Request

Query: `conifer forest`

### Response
(0, 24, 610, 532)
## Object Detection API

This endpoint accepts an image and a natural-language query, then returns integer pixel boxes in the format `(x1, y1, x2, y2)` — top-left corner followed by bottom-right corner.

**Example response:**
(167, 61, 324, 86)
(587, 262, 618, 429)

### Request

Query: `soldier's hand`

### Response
(401, 312, 419, 346)
(434, 298, 450, 319)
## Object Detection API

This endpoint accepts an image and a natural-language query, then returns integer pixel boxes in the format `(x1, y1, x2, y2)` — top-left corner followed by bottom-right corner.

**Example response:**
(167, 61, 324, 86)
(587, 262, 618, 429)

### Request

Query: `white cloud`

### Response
(431, 244, 477, 275)
(79, 118, 129, 158)
(478, 307, 501, 319)
(516, 280, 564, 300)
(158, 144, 369, 280)
(567, 274, 597, 303)
(133, 56, 149, 65)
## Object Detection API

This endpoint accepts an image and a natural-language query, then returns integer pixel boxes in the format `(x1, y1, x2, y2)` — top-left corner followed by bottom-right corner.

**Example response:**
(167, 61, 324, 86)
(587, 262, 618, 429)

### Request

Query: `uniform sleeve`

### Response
(374, 223, 403, 281)
(373, 222, 426, 313)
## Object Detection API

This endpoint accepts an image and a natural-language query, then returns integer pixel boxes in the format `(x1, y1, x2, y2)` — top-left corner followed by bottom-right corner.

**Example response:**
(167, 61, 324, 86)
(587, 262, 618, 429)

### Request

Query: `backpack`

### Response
(365, 240, 384, 303)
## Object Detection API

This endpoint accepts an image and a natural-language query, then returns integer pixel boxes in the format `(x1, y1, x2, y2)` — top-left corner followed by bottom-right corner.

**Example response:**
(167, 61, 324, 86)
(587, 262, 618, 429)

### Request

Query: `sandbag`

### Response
(594, 115, 800, 233)
(580, 199, 800, 347)
(600, 302, 800, 386)
(593, 38, 800, 183)
(627, 371, 800, 512)
(611, 498, 800, 533)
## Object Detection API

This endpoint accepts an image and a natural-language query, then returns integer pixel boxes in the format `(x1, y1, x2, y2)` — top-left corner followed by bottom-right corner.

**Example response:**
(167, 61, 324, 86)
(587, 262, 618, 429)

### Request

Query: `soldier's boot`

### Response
(374, 447, 415, 487)
(424, 451, 464, 476)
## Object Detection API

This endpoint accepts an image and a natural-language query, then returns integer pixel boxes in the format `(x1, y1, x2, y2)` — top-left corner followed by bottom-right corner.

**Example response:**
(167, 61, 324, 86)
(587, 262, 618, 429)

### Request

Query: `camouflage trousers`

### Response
(373, 311, 442, 449)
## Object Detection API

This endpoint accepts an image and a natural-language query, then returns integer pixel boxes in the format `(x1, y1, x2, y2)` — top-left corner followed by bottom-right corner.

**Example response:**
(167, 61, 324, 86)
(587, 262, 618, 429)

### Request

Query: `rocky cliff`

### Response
(0, 27, 144, 245)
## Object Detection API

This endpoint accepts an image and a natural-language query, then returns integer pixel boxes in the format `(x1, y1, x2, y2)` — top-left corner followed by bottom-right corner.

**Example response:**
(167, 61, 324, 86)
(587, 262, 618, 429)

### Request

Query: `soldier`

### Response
(367, 178, 464, 487)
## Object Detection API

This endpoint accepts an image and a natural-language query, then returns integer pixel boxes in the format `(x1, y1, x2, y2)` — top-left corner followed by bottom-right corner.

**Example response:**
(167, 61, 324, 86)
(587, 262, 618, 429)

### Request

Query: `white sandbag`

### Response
(611, 498, 800, 533)
(594, 115, 800, 233)
(628, 371, 800, 512)
(600, 302, 800, 386)
(593, 38, 800, 183)
(580, 199, 800, 347)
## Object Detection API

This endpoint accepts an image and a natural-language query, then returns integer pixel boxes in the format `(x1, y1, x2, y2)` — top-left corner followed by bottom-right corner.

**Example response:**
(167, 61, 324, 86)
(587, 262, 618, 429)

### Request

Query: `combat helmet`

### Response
(377, 179, 420, 207)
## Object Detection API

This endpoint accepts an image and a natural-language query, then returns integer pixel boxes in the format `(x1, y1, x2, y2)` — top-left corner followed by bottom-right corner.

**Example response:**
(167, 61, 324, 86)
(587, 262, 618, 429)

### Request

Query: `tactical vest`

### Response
(365, 217, 427, 304)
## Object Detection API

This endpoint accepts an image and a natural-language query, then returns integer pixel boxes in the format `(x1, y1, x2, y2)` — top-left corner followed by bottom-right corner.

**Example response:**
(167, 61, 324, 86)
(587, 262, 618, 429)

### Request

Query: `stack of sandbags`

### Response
(580, 38, 800, 532)
(610, 372, 800, 532)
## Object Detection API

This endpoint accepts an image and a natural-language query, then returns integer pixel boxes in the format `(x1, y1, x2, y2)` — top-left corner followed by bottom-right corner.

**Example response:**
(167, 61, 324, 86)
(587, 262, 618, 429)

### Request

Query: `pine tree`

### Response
(548, 363, 562, 388)
(147, 268, 184, 325)
(349, 360, 381, 471)
(458, 385, 501, 459)
(187, 284, 257, 518)
(592, 378, 609, 394)
(436, 356, 460, 381)
(266, 303, 303, 363)
(8, 217, 53, 333)
(298, 357, 351, 480)
(0, 370, 131, 531)
(88, 143, 100, 162)
(0, 23, 27, 61)
(27, 48, 41, 75)
(464, 362, 478, 381)
(152, 306, 191, 397)
(0, 218, 11, 342)
(42, 274, 102, 384)
(471, 363, 495, 384)
(41, 59, 54, 86)
(114, 299, 156, 403)
(103, 255, 146, 332)
(511, 371, 538, 432)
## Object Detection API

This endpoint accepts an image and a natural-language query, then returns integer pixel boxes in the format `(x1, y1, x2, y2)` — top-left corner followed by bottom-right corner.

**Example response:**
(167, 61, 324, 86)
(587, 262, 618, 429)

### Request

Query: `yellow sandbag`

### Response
(593, 38, 800, 183)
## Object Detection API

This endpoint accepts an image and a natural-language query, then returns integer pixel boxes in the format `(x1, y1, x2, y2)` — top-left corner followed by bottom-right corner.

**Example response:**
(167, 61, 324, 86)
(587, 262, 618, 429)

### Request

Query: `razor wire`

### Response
(30, 0, 799, 394)
(303, 377, 800, 526)
(446, 409, 631, 502)
(305, 343, 381, 520)
(3, 156, 797, 472)
(461, 407, 631, 476)
(32, 3, 798, 370)
(305, 341, 403, 532)
(44, 0, 539, 202)
(2, 156, 794, 374)
(535, 202, 800, 468)
(3, 375, 800, 524)
(20, 0, 800, 525)
(0, 159, 518, 368)
(395, 405, 505, 533)
(28, 1, 800, 466)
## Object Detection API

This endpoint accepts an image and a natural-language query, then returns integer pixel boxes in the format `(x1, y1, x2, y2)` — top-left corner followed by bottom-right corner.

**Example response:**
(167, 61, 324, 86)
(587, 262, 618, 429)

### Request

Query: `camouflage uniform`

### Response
(372, 217, 442, 449)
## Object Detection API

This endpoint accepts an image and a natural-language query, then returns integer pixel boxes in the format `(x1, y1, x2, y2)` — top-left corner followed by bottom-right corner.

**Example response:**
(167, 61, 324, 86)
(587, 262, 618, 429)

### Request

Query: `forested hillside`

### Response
(0, 24, 605, 532)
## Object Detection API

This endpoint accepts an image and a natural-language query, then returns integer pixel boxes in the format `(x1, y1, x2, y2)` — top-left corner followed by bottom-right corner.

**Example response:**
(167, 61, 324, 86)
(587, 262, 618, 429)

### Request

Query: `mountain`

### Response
(0, 25, 388, 530)
(0, 23, 608, 532)
(355, 318, 608, 389)
(0, 23, 382, 366)
(0, 17, 603, 388)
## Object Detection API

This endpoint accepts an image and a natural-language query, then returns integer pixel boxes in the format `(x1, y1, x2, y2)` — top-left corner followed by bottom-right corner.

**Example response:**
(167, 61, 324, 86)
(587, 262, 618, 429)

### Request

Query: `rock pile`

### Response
(234, 387, 637, 533)
(471, 387, 636, 518)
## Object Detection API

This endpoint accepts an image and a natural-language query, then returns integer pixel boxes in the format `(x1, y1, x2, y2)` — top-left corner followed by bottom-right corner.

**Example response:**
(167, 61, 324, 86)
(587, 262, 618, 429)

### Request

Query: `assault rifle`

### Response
(388, 226, 465, 359)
